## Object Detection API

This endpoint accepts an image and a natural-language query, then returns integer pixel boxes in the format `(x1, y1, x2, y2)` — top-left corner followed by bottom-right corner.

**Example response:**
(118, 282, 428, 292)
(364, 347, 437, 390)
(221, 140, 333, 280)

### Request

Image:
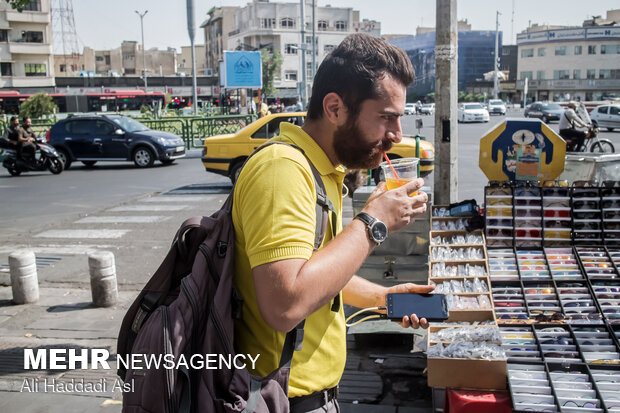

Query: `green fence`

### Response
(0, 114, 256, 150)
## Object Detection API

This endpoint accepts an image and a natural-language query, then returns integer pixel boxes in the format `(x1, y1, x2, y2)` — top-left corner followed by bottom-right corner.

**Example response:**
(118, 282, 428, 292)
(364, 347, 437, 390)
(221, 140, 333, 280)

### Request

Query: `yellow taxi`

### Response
(201, 112, 435, 183)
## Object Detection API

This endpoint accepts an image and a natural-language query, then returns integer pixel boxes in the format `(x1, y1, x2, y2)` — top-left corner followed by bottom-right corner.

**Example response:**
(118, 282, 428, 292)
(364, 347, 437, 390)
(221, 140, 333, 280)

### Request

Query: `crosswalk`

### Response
(1, 193, 214, 257)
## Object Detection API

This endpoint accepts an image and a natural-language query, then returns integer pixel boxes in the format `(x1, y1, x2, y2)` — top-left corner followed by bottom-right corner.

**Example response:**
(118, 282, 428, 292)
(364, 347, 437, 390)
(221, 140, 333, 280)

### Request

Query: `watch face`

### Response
(371, 221, 388, 242)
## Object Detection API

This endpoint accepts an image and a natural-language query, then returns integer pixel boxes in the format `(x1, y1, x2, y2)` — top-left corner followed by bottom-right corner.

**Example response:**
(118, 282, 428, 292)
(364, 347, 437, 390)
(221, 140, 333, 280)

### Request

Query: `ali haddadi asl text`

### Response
(21, 377, 133, 393)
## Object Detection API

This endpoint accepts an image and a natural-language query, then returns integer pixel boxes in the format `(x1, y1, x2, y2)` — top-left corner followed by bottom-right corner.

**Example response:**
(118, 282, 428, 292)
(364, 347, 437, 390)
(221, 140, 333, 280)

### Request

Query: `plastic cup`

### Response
(379, 157, 420, 196)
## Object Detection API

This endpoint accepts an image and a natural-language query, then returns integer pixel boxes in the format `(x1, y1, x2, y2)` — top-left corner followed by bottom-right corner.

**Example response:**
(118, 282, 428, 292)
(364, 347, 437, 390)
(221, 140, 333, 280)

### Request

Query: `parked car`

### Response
(420, 103, 435, 115)
(47, 114, 186, 169)
(589, 104, 620, 132)
(524, 102, 564, 123)
(404, 103, 417, 115)
(201, 112, 435, 183)
(458, 103, 490, 123)
(487, 99, 507, 115)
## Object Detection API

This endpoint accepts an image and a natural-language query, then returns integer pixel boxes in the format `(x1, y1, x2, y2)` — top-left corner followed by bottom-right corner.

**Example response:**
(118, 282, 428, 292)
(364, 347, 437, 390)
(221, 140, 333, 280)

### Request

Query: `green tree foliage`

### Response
(19, 92, 57, 119)
(261, 49, 282, 97)
(426, 93, 435, 103)
(6, 0, 33, 12)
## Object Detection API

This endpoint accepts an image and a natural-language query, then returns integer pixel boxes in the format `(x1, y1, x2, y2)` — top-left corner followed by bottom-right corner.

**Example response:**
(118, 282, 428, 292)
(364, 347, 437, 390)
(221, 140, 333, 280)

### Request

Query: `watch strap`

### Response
(354, 212, 376, 227)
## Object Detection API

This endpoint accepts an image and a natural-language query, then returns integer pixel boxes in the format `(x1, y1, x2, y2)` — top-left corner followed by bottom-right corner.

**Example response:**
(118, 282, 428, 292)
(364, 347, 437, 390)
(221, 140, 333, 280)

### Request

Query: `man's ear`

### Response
(322, 92, 347, 127)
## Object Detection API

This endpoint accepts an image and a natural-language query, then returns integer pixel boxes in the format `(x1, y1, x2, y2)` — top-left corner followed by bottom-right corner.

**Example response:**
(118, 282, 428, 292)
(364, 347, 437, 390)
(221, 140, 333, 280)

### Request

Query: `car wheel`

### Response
(133, 147, 155, 168)
(49, 158, 63, 174)
(56, 149, 71, 169)
(229, 160, 245, 184)
(161, 159, 175, 165)
(81, 161, 97, 167)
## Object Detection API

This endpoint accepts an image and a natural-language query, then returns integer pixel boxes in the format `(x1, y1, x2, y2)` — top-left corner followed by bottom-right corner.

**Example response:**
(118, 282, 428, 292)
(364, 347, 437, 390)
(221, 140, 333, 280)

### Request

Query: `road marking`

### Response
(34, 229, 131, 239)
(139, 196, 209, 203)
(75, 216, 170, 224)
(0, 244, 116, 255)
(107, 204, 188, 212)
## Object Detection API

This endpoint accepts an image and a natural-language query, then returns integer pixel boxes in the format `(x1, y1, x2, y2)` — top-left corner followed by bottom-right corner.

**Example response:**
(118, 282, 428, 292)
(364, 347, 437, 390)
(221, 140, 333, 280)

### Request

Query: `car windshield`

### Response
(542, 103, 562, 110)
(422, 104, 432, 108)
(489, 100, 502, 106)
(465, 104, 483, 110)
(108, 116, 150, 132)
(406, 103, 415, 107)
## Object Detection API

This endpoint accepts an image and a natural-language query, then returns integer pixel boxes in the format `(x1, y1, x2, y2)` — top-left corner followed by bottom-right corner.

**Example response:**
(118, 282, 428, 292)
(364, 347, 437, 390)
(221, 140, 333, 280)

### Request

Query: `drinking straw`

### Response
(383, 152, 399, 179)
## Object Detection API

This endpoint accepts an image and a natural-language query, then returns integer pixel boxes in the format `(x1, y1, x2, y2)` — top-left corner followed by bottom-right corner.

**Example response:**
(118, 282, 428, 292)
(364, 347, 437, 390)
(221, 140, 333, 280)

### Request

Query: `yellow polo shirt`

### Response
(232, 123, 346, 397)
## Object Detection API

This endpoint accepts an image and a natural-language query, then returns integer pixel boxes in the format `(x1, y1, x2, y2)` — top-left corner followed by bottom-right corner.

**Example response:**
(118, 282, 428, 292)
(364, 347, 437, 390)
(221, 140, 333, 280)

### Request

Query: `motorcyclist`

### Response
(559, 101, 590, 151)
(18, 117, 38, 161)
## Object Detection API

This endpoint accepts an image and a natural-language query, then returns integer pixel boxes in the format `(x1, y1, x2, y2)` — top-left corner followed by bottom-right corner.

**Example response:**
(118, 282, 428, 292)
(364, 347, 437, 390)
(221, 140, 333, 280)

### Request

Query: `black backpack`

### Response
(117, 142, 336, 412)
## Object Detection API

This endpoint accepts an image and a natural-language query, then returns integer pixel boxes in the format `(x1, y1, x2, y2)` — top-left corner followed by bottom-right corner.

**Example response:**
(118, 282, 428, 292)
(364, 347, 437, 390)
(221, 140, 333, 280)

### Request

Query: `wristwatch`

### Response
(355, 212, 388, 245)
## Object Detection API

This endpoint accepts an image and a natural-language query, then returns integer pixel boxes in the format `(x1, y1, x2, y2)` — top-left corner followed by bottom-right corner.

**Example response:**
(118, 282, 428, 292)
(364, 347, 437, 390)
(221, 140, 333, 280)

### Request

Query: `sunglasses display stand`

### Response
(427, 206, 507, 390)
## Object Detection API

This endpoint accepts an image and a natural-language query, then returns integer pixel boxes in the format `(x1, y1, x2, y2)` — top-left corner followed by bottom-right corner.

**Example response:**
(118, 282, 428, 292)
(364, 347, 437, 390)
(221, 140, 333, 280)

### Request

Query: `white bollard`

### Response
(88, 251, 118, 307)
(9, 250, 39, 304)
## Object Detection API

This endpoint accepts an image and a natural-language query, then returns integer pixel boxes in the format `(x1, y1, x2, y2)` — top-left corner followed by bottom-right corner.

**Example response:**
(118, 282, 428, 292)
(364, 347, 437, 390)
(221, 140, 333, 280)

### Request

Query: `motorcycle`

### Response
(1, 137, 64, 176)
(564, 102, 615, 153)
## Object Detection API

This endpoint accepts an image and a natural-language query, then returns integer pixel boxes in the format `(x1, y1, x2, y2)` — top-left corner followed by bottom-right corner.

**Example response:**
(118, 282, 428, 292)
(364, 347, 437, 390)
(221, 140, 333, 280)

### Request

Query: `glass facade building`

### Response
(388, 30, 502, 97)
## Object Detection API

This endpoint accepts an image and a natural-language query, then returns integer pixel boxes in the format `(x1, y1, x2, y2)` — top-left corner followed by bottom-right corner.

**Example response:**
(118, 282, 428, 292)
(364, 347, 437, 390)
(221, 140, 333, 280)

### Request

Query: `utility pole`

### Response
(311, 0, 316, 82)
(434, 0, 458, 204)
(186, 0, 198, 115)
(135, 10, 148, 91)
(493, 11, 501, 99)
(300, 0, 307, 109)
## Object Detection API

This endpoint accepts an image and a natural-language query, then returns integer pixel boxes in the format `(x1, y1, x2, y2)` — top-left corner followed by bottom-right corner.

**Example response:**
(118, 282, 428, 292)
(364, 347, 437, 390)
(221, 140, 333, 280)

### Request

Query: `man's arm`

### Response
(253, 179, 428, 332)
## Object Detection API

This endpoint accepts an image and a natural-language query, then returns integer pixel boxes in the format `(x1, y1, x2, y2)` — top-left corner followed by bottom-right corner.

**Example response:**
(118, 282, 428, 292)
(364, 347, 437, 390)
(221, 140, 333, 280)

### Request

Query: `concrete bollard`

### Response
(88, 251, 118, 307)
(9, 250, 39, 304)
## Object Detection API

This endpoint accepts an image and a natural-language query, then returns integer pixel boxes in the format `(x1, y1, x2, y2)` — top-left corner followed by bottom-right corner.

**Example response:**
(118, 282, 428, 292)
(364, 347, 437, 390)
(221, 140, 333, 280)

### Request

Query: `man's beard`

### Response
(333, 117, 393, 169)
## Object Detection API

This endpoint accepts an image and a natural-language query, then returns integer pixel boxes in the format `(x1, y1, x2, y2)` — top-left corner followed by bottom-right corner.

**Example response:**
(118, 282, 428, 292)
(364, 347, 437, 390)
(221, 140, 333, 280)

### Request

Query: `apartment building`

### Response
(0, 0, 55, 90)
(516, 9, 620, 102)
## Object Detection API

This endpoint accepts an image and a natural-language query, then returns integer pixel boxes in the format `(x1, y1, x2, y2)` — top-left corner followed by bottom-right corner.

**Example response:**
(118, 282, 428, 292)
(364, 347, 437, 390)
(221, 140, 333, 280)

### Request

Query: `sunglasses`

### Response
(594, 287, 620, 292)
(487, 218, 512, 226)
(534, 311, 565, 322)
(525, 288, 554, 294)
(574, 221, 600, 230)
(563, 301, 592, 307)
(487, 207, 512, 217)
(515, 188, 540, 197)
(544, 351, 580, 358)
(604, 222, 620, 230)
(498, 313, 528, 320)
(544, 220, 571, 229)
(515, 229, 541, 238)
(520, 260, 546, 265)
(487, 187, 512, 196)
(602, 188, 620, 197)
(572, 190, 599, 198)
(602, 199, 620, 209)
(516, 209, 542, 218)
(495, 301, 525, 307)
(528, 301, 558, 307)
(574, 232, 601, 239)
(516, 199, 541, 207)
(544, 209, 570, 218)
(563, 401, 597, 408)
(488, 197, 513, 206)
(543, 187, 569, 197)
(574, 211, 601, 219)
(544, 200, 570, 208)
(604, 210, 620, 219)
(487, 228, 512, 237)
(573, 200, 599, 209)
(545, 230, 571, 239)
(515, 219, 542, 228)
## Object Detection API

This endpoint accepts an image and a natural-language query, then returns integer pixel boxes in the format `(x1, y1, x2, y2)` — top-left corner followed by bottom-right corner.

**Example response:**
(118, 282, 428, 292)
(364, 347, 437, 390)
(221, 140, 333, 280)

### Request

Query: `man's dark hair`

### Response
(21, 117, 30, 124)
(306, 33, 414, 120)
(9, 116, 18, 124)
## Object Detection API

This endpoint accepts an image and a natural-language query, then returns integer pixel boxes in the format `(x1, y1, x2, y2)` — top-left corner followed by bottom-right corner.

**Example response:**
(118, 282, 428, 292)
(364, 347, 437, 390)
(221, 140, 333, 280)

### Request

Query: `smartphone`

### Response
(386, 293, 449, 322)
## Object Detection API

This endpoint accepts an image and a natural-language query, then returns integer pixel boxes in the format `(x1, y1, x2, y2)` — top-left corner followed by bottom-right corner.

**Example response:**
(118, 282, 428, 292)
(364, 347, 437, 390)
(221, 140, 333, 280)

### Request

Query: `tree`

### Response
(261, 49, 282, 98)
(6, 0, 34, 12)
(19, 92, 57, 119)
(426, 93, 435, 103)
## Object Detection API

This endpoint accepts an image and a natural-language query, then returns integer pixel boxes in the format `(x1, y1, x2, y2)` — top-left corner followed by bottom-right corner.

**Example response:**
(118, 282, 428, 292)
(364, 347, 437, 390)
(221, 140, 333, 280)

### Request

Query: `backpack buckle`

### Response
(216, 241, 228, 258)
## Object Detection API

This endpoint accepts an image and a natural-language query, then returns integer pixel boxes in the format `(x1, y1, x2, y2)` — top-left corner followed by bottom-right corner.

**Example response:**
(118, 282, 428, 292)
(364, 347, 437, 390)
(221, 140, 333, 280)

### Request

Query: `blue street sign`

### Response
(223, 51, 262, 88)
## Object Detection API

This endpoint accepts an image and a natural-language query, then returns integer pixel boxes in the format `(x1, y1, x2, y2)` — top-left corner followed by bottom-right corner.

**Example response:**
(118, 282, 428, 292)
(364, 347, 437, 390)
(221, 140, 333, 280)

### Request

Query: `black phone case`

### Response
(386, 293, 449, 321)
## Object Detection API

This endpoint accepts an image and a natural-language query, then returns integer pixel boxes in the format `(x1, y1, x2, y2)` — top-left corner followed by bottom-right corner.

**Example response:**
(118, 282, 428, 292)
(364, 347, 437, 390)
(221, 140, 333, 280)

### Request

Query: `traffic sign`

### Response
(479, 119, 566, 182)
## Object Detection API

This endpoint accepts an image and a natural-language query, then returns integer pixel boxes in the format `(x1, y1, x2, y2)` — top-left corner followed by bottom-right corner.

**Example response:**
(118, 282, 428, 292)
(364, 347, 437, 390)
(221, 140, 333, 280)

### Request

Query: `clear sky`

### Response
(70, 0, 619, 53)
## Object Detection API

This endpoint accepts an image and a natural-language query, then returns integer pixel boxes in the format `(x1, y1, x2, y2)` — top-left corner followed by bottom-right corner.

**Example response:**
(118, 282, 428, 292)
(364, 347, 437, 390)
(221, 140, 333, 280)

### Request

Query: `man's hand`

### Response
(383, 283, 435, 329)
(363, 179, 428, 233)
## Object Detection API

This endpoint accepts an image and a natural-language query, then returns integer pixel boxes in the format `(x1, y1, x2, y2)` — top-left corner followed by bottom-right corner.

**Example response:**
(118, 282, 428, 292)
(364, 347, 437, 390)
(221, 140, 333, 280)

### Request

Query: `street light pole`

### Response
(135, 10, 148, 91)
(493, 10, 501, 99)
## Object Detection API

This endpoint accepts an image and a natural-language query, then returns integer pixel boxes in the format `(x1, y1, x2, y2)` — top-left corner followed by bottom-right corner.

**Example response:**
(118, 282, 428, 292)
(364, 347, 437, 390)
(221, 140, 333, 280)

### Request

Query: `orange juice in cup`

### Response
(380, 158, 419, 196)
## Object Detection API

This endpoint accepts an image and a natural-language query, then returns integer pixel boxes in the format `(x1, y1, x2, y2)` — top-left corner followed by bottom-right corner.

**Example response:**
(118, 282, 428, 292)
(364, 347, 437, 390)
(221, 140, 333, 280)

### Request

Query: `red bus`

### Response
(0, 90, 166, 114)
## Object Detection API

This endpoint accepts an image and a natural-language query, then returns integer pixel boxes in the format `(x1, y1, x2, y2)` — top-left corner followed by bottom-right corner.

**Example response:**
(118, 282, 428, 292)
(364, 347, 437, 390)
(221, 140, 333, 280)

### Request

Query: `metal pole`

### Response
(187, 0, 198, 116)
(311, 0, 316, 83)
(433, 0, 458, 204)
(135, 10, 148, 91)
(300, 0, 307, 109)
(493, 11, 501, 99)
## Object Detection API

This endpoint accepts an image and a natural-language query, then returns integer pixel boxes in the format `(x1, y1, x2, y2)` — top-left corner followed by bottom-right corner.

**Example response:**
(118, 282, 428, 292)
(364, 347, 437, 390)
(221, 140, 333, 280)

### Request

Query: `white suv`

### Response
(487, 99, 506, 115)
